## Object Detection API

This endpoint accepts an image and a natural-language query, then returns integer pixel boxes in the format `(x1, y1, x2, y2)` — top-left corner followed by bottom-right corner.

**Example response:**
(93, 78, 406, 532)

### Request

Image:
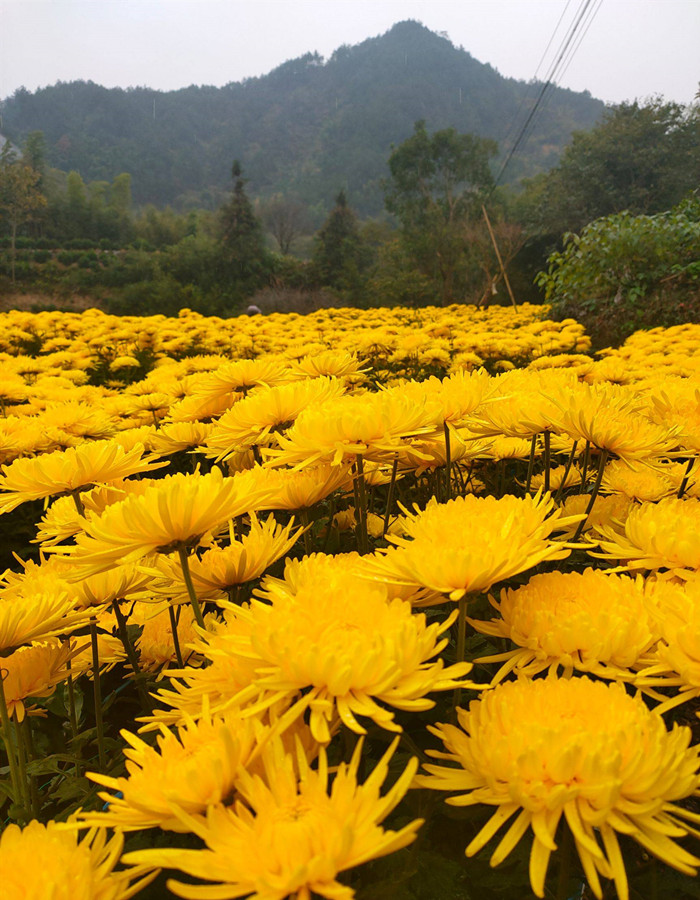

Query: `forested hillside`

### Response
(0, 21, 604, 213)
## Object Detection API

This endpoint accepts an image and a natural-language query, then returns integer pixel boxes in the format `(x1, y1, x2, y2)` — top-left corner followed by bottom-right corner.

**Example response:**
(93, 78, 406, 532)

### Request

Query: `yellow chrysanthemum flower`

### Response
(60, 468, 272, 577)
(0, 584, 88, 654)
(122, 736, 421, 900)
(553, 382, 679, 461)
(634, 578, 700, 712)
(482, 435, 533, 461)
(148, 421, 214, 454)
(133, 600, 206, 671)
(470, 369, 574, 438)
(249, 463, 353, 510)
(203, 376, 346, 460)
(1, 639, 75, 721)
(268, 389, 441, 468)
(0, 818, 157, 900)
(600, 458, 679, 501)
(558, 491, 632, 536)
(191, 357, 291, 404)
(189, 573, 472, 742)
(262, 551, 441, 608)
(359, 493, 581, 601)
(0, 439, 166, 514)
(289, 349, 368, 380)
(528, 463, 582, 493)
(80, 709, 265, 831)
(417, 677, 700, 900)
(469, 569, 657, 682)
(592, 497, 700, 576)
(141, 513, 302, 603)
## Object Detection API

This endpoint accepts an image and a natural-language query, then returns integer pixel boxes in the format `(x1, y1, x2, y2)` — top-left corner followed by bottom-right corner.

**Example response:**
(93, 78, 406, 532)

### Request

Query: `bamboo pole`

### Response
(482, 204, 517, 309)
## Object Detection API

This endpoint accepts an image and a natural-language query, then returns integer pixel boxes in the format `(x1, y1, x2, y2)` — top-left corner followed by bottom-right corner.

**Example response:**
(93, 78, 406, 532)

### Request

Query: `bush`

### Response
(536, 197, 700, 346)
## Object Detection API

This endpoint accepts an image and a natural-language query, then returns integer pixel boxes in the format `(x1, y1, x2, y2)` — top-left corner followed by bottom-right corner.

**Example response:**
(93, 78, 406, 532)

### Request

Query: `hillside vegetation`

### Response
(0, 21, 604, 213)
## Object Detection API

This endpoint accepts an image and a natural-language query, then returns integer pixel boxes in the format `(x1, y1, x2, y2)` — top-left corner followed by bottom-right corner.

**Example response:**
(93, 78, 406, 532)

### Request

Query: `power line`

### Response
(496, 0, 574, 159)
(514, 0, 604, 161)
(491, 0, 603, 191)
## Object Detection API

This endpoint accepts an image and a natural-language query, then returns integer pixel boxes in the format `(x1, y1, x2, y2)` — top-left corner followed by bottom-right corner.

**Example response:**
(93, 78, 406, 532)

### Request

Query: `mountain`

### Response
(0, 21, 605, 215)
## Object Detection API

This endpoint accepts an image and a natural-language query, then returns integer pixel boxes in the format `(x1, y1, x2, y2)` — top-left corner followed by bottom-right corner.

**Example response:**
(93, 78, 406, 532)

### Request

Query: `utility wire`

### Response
(492, 0, 593, 189)
(490, 0, 602, 191)
(497, 0, 574, 158)
(514, 0, 604, 159)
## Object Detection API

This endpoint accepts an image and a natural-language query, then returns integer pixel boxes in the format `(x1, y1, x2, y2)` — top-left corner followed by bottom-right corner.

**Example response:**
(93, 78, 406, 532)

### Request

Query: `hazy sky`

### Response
(1, 0, 698, 106)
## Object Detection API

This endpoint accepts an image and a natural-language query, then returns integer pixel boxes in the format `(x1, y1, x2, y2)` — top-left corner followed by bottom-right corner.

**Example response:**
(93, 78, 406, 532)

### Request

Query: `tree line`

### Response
(0, 95, 698, 341)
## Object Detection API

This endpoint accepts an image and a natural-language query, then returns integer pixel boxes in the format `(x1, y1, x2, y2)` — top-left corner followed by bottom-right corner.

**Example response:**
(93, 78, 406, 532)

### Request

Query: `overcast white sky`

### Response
(1, 0, 698, 106)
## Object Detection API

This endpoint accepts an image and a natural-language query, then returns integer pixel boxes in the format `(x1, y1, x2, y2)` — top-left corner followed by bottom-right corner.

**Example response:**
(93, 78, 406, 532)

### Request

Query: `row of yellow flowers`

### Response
(0, 305, 699, 900)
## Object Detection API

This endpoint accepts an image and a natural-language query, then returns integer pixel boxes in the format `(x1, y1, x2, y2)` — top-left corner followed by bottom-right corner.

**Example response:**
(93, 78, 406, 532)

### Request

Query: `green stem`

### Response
(0, 668, 22, 817)
(452, 596, 468, 711)
(554, 440, 578, 504)
(300, 508, 313, 556)
(572, 448, 609, 542)
(71, 489, 86, 517)
(178, 548, 206, 629)
(14, 712, 32, 822)
(65, 656, 81, 775)
(168, 602, 185, 668)
(443, 421, 452, 502)
(18, 716, 40, 819)
(382, 455, 399, 537)
(90, 618, 107, 771)
(555, 824, 573, 900)
(354, 455, 369, 555)
(525, 434, 538, 493)
(112, 599, 151, 713)
(678, 457, 695, 499)
(579, 441, 591, 493)
(498, 458, 506, 498)
(543, 430, 551, 493)
(322, 496, 336, 553)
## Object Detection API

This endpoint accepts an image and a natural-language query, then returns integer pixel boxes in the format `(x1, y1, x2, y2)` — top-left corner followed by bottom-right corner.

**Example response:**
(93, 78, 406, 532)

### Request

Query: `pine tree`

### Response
(313, 190, 368, 293)
(219, 161, 268, 291)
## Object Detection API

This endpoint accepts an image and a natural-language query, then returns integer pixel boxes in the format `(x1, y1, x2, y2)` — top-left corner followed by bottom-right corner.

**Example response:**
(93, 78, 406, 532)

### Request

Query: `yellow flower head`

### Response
(251, 463, 353, 510)
(635, 578, 700, 712)
(122, 736, 421, 900)
(202, 573, 473, 742)
(61, 468, 272, 577)
(1, 639, 75, 721)
(191, 357, 291, 404)
(269, 388, 441, 468)
(600, 458, 678, 501)
(0, 818, 156, 900)
(81, 709, 265, 831)
(554, 382, 679, 461)
(418, 676, 700, 900)
(289, 349, 368, 380)
(0, 579, 88, 654)
(142, 513, 303, 602)
(203, 376, 346, 460)
(133, 600, 205, 671)
(0, 439, 166, 514)
(471, 369, 574, 438)
(148, 421, 214, 455)
(593, 497, 700, 576)
(360, 493, 581, 601)
(558, 491, 632, 536)
(470, 568, 657, 682)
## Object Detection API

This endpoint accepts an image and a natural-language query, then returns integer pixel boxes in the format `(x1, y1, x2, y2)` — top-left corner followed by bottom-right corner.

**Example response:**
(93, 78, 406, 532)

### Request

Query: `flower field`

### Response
(1, 302, 700, 900)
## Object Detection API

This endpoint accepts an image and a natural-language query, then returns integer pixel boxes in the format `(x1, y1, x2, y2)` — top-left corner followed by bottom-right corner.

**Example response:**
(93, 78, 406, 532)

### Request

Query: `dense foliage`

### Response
(537, 198, 700, 346)
(0, 21, 604, 213)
